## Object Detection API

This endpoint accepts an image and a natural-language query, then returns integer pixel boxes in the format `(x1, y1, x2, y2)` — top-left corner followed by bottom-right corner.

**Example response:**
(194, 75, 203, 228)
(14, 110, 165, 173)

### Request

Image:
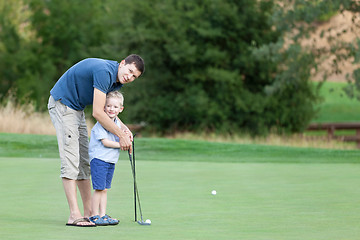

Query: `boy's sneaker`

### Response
(102, 214, 119, 225)
(89, 215, 109, 226)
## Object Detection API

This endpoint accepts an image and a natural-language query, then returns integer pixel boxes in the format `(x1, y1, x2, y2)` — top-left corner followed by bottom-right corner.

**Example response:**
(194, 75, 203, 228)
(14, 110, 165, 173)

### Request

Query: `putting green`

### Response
(0, 157, 359, 240)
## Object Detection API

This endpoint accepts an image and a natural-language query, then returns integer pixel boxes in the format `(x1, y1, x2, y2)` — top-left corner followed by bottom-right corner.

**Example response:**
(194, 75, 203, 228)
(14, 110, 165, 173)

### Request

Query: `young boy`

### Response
(88, 91, 127, 226)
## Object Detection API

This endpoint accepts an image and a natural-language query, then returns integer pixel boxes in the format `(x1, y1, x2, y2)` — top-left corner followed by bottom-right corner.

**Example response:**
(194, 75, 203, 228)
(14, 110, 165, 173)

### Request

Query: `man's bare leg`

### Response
(77, 179, 93, 219)
(62, 178, 94, 226)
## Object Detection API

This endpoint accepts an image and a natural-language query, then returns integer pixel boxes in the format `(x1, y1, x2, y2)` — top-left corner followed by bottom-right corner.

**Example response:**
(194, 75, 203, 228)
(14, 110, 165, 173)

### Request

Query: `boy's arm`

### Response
(101, 138, 121, 148)
(92, 88, 132, 151)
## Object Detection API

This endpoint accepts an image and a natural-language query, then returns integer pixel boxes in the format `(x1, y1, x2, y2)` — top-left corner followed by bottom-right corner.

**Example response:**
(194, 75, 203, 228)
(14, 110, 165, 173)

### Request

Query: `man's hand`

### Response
(116, 116, 134, 146)
(123, 126, 134, 142)
(118, 130, 132, 152)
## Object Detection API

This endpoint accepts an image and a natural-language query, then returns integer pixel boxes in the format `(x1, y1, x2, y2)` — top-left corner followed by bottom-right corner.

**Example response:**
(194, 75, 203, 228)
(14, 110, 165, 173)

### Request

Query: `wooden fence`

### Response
(127, 122, 360, 148)
(307, 122, 360, 148)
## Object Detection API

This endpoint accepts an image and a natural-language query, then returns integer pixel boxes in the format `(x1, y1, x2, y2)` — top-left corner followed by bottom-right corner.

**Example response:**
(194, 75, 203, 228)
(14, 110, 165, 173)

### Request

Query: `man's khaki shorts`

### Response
(48, 95, 90, 180)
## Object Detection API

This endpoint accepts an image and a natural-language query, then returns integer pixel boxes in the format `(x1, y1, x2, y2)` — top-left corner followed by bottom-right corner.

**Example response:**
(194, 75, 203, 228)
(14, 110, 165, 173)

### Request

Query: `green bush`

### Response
(117, 0, 319, 135)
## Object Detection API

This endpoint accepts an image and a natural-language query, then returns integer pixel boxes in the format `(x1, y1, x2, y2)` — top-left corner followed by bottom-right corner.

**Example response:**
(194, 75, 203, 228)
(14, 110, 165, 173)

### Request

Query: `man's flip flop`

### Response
(66, 217, 96, 227)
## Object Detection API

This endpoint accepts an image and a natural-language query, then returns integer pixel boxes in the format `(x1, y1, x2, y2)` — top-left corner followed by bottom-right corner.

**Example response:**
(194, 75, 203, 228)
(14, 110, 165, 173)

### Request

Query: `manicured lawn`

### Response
(0, 133, 360, 240)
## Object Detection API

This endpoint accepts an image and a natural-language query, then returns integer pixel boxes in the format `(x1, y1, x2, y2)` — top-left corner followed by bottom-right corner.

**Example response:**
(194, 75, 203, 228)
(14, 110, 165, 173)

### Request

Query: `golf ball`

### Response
(211, 190, 217, 195)
(145, 219, 151, 224)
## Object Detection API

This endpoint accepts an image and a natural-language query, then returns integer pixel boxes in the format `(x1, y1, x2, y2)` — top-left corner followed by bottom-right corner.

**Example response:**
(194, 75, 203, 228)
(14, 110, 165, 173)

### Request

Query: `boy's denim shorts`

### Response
(90, 158, 115, 190)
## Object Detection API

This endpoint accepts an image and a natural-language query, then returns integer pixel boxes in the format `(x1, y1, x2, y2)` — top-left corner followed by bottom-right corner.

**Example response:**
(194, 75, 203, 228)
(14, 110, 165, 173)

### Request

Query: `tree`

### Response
(1, 0, 357, 135)
(272, 0, 360, 100)
(0, 0, 110, 109)
(0, 0, 33, 99)
(106, 0, 320, 134)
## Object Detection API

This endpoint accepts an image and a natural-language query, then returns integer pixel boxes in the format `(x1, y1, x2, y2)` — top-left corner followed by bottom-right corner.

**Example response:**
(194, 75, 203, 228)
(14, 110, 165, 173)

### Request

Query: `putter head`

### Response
(137, 220, 151, 225)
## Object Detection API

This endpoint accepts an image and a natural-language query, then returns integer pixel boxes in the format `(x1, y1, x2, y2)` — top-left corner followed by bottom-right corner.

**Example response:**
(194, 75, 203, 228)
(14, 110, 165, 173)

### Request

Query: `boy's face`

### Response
(104, 97, 123, 120)
(117, 61, 142, 84)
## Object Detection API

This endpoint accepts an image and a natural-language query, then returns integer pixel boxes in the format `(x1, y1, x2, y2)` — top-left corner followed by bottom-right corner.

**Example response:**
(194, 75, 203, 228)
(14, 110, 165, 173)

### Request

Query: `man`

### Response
(48, 54, 145, 227)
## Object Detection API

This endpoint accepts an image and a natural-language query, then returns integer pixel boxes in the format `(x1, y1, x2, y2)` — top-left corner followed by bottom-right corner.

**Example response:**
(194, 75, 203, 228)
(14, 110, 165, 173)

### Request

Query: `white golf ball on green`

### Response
(211, 190, 217, 195)
(145, 219, 151, 224)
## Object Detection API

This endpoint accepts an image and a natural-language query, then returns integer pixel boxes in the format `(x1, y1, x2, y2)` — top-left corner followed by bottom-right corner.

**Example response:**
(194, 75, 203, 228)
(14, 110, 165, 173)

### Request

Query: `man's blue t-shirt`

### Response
(50, 58, 123, 110)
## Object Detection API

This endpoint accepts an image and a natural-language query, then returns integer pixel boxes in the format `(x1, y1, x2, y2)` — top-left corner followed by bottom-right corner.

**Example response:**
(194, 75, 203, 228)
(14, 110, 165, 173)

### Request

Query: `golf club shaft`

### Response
(128, 134, 148, 224)
(128, 152, 144, 222)
(132, 138, 137, 221)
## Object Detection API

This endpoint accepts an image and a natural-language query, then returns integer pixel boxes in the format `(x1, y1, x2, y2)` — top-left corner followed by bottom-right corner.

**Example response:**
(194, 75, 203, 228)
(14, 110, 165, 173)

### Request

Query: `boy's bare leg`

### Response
(99, 189, 108, 217)
(91, 190, 102, 216)
(77, 179, 93, 218)
(62, 178, 94, 226)
(91, 189, 108, 217)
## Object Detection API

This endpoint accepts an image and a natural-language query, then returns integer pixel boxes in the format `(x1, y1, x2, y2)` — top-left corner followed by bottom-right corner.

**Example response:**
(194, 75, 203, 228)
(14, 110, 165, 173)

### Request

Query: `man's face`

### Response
(117, 61, 142, 84)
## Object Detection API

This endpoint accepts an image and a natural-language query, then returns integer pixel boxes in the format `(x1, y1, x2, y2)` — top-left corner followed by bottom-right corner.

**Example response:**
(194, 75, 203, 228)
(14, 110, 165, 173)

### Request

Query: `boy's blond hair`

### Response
(106, 91, 124, 106)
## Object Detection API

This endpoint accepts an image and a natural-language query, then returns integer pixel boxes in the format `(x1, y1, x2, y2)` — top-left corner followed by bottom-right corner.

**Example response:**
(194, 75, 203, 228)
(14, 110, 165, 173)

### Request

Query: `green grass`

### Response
(312, 81, 360, 123)
(1, 133, 360, 240)
(1, 133, 360, 163)
(0, 133, 59, 158)
(307, 81, 360, 139)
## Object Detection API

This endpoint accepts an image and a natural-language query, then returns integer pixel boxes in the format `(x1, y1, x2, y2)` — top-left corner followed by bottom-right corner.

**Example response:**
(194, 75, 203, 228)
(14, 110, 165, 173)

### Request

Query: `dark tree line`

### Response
(1, 0, 360, 135)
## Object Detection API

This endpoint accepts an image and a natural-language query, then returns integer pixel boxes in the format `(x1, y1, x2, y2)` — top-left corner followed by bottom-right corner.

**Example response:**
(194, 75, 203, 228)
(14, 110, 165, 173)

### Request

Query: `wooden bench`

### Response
(307, 122, 360, 148)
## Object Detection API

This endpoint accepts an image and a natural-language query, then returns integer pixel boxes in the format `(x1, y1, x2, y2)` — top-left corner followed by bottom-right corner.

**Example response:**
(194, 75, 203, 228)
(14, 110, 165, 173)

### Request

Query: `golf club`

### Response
(132, 135, 137, 222)
(128, 136, 151, 225)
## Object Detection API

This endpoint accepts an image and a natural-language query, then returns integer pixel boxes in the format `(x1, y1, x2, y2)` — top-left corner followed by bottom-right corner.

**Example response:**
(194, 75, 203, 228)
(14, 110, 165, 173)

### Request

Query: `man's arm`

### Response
(92, 88, 131, 151)
(116, 116, 134, 142)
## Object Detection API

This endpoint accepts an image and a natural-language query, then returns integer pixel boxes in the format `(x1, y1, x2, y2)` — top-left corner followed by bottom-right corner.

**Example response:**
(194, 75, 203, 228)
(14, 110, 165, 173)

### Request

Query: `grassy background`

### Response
(312, 81, 360, 123)
(306, 81, 360, 140)
(1, 133, 360, 163)
(1, 133, 360, 240)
